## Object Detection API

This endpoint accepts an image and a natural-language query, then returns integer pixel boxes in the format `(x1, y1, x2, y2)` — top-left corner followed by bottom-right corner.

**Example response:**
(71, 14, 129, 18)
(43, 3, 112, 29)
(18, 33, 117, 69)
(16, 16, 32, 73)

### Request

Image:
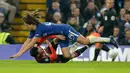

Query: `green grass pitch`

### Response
(0, 60, 130, 73)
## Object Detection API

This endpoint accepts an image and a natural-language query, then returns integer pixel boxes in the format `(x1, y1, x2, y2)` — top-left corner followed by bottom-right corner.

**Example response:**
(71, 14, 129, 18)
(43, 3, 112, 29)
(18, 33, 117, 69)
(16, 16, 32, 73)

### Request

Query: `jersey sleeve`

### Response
(34, 26, 43, 38)
(48, 44, 57, 61)
(28, 31, 35, 39)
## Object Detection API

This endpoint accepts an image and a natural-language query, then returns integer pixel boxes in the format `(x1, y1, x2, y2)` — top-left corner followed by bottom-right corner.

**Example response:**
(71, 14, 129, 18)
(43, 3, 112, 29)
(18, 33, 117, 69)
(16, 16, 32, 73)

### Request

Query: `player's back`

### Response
(36, 22, 71, 37)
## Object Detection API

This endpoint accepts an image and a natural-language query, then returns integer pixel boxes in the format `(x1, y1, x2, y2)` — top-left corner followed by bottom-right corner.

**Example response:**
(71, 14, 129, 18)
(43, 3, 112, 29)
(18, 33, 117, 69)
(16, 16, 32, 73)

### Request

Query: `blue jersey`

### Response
(28, 22, 80, 48)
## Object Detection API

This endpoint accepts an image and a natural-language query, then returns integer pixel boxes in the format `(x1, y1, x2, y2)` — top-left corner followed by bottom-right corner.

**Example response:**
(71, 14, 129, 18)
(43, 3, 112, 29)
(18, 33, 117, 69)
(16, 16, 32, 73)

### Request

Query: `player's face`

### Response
(25, 24, 34, 30)
(37, 46, 47, 54)
(38, 48, 44, 54)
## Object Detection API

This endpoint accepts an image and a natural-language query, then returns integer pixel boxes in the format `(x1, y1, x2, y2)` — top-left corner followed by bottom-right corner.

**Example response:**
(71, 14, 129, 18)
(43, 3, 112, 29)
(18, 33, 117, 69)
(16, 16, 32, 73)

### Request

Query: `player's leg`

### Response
(68, 25, 118, 48)
(93, 49, 101, 61)
(56, 46, 88, 62)
(71, 46, 88, 58)
(56, 55, 70, 63)
(102, 44, 110, 52)
(102, 44, 116, 61)
(58, 39, 72, 59)
(61, 46, 88, 59)
(93, 43, 103, 61)
(76, 35, 118, 48)
(68, 42, 89, 58)
(59, 40, 87, 59)
(61, 47, 71, 59)
(93, 44, 116, 61)
(69, 42, 81, 54)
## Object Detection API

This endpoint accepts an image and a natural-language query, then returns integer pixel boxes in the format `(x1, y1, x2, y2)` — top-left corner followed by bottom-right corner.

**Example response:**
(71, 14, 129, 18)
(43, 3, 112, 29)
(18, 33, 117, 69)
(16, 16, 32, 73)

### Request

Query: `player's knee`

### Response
(80, 39, 90, 45)
(77, 38, 89, 45)
(63, 54, 71, 59)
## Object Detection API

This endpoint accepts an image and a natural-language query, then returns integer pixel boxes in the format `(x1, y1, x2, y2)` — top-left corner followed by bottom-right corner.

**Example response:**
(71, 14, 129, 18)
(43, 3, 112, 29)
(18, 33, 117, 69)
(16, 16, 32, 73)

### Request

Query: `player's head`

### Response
(22, 10, 41, 30)
(30, 47, 39, 57)
(30, 46, 48, 57)
(30, 47, 51, 63)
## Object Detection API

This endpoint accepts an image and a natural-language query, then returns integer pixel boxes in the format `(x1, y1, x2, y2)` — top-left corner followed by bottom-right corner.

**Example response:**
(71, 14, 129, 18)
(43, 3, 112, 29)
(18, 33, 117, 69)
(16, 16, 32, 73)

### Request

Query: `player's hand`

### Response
(56, 35, 66, 40)
(9, 53, 22, 59)
(45, 40, 52, 47)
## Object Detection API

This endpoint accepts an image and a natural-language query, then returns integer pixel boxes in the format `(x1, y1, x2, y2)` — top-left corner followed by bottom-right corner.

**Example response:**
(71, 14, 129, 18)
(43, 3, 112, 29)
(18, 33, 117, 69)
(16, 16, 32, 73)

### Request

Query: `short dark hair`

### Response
(30, 47, 39, 57)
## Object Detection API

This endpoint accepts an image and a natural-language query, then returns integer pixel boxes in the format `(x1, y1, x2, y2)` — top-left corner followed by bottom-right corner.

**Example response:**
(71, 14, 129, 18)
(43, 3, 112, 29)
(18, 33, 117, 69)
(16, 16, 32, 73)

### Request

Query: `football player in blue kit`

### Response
(10, 12, 118, 60)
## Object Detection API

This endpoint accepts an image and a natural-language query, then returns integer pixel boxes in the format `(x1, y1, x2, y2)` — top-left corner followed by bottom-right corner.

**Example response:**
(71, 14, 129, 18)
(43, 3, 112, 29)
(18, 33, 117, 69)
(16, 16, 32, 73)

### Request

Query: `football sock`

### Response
(72, 46, 88, 58)
(93, 49, 101, 61)
(102, 44, 110, 52)
(89, 37, 110, 44)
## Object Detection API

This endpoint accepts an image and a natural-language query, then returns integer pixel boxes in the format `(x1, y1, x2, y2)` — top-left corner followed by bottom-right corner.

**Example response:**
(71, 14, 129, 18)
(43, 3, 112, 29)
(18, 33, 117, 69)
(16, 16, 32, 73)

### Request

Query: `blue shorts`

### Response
(58, 26, 80, 48)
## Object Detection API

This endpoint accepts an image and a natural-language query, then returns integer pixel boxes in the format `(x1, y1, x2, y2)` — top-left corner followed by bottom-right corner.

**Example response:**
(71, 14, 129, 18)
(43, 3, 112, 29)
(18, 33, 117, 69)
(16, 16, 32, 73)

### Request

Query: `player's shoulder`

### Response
(37, 22, 52, 27)
(42, 22, 56, 25)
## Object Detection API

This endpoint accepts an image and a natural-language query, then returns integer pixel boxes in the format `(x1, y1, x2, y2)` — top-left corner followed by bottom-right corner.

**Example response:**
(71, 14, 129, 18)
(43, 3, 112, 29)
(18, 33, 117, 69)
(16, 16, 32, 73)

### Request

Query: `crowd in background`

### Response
(0, 0, 18, 44)
(46, 0, 130, 45)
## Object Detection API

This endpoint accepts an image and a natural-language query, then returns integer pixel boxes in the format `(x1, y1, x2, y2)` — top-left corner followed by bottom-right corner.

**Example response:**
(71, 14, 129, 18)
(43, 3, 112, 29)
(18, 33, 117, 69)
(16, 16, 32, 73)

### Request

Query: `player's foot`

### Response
(92, 59, 97, 61)
(109, 36, 119, 48)
(112, 58, 115, 61)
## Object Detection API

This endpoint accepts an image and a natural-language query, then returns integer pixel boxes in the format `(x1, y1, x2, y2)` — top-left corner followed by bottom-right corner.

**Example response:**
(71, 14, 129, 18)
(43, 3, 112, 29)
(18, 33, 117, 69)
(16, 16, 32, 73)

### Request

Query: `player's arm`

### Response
(38, 35, 65, 46)
(46, 40, 57, 61)
(37, 35, 56, 46)
(19, 30, 35, 51)
(19, 38, 32, 52)
(18, 37, 40, 55)
(10, 28, 43, 58)
(37, 36, 50, 46)
(17, 28, 43, 56)
(10, 37, 40, 58)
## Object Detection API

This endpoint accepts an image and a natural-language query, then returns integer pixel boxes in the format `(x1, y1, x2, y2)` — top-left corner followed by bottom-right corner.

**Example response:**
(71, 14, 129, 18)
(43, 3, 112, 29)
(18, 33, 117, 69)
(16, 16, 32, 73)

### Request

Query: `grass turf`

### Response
(0, 60, 130, 73)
